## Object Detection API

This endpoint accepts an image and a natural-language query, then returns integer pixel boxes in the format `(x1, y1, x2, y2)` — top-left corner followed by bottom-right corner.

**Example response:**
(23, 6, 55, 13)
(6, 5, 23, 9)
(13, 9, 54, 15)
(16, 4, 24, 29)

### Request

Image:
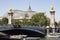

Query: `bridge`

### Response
(0, 25, 46, 38)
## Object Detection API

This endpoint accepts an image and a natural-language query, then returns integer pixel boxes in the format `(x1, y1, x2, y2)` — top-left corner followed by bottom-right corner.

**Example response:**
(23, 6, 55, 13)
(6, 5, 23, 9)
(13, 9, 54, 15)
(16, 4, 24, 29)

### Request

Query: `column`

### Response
(8, 8, 13, 24)
(46, 26, 49, 35)
(50, 5, 55, 34)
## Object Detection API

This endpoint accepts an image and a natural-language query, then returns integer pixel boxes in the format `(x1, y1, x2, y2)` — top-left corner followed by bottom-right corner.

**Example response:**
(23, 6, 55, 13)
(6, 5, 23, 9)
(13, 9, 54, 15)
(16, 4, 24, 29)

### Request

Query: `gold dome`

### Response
(50, 5, 55, 11)
(9, 8, 13, 12)
(8, 8, 13, 13)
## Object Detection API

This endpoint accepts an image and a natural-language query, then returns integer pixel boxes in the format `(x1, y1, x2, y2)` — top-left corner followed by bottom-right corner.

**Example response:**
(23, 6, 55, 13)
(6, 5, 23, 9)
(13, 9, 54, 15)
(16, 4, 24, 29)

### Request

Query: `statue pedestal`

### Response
(52, 25, 55, 34)
(46, 25, 59, 37)
(46, 26, 49, 35)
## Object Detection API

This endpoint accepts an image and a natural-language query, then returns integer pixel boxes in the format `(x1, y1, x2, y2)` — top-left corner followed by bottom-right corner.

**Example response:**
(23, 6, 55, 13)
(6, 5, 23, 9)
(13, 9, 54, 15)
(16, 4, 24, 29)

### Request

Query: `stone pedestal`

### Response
(46, 26, 49, 35)
(52, 25, 55, 34)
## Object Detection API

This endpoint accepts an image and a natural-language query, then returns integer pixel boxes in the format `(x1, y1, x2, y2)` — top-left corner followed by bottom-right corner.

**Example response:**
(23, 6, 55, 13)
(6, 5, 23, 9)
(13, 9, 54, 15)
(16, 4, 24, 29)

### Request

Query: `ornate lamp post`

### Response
(8, 8, 13, 25)
(50, 5, 55, 34)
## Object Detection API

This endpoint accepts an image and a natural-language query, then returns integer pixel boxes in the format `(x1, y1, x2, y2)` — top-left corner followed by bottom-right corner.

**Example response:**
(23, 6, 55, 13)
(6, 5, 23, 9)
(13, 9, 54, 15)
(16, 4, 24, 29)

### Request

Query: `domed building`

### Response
(3, 6, 36, 22)
(0, 5, 46, 25)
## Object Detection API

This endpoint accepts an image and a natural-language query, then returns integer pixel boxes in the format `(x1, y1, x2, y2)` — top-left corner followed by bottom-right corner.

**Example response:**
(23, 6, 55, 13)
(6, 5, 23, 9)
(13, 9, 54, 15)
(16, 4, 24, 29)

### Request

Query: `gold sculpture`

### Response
(50, 5, 54, 11)
(8, 8, 13, 13)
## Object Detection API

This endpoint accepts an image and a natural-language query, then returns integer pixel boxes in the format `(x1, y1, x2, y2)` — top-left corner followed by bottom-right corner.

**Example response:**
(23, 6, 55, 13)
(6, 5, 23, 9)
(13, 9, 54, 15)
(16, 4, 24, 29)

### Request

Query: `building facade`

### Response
(3, 6, 37, 22)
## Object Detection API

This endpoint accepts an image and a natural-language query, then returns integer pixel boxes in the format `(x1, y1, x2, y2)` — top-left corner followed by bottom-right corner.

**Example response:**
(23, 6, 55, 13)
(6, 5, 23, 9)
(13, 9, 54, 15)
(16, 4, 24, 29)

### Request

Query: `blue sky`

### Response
(0, 0, 60, 22)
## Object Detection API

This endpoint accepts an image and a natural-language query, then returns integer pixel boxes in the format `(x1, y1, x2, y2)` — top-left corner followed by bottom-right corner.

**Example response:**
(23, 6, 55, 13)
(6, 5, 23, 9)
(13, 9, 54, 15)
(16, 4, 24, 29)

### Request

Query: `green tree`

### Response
(21, 21, 31, 26)
(21, 13, 31, 26)
(31, 13, 49, 26)
(2, 17, 8, 25)
(58, 21, 60, 27)
(46, 18, 50, 26)
(13, 20, 21, 28)
(0, 20, 3, 25)
(55, 22, 58, 27)
(13, 20, 21, 25)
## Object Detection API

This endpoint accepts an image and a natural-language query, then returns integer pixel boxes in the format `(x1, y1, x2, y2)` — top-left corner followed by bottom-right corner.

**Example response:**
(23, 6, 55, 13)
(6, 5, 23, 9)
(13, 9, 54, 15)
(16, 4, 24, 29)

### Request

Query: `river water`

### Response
(23, 37, 60, 40)
(41, 37, 60, 40)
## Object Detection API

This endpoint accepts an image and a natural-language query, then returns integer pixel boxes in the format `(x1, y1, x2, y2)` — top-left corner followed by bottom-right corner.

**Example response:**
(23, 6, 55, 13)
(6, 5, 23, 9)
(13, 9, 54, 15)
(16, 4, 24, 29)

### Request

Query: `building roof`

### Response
(3, 9, 36, 19)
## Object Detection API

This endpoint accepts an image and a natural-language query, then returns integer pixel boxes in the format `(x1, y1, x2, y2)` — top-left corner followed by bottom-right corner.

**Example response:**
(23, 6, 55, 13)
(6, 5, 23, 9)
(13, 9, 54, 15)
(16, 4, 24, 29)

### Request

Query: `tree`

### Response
(0, 20, 3, 25)
(2, 17, 8, 25)
(21, 21, 31, 26)
(46, 18, 50, 26)
(31, 13, 49, 26)
(58, 21, 60, 27)
(13, 20, 21, 28)
(55, 22, 58, 27)
(13, 20, 20, 24)
(21, 13, 31, 26)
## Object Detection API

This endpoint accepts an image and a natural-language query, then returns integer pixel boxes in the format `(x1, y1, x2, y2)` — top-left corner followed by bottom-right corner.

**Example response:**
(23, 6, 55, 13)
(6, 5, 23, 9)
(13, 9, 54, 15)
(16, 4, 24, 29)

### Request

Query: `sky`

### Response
(0, 0, 60, 22)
